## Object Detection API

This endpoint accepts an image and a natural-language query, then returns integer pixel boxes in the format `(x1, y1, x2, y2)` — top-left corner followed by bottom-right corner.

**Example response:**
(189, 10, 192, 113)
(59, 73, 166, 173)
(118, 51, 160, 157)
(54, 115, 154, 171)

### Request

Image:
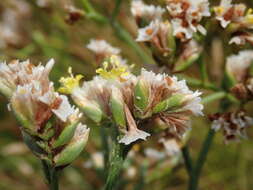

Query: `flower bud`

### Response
(153, 94, 185, 114)
(54, 124, 90, 167)
(110, 87, 126, 127)
(134, 79, 150, 114)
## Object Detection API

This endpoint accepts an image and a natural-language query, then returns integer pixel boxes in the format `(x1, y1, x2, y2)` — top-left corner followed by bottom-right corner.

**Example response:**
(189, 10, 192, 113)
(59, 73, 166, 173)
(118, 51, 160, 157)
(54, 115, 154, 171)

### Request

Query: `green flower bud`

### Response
(134, 79, 150, 112)
(153, 94, 185, 114)
(79, 101, 103, 123)
(54, 124, 89, 167)
(110, 87, 126, 127)
(52, 121, 79, 148)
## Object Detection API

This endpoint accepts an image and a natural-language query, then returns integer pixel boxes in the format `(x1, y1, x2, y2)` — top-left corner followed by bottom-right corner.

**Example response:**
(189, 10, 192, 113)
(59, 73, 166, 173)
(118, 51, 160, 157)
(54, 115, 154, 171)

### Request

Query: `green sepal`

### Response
(153, 94, 185, 114)
(54, 129, 89, 167)
(39, 122, 55, 141)
(22, 131, 46, 156)
(134, 80, 149, 112)
(110, 92, 126, 127)
(52, 121, 79, 148)
(80, 102, 103, 123)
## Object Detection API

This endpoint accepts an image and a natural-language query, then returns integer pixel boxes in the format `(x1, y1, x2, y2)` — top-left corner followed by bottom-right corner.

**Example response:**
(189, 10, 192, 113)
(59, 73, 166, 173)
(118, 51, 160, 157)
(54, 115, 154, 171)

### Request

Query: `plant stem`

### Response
(41, 160, 59, 190)
(182, 146, 193, 176)
(201, 92, 226, 105)
(188, 129, 215, 190)
(104, 137, 125, 190)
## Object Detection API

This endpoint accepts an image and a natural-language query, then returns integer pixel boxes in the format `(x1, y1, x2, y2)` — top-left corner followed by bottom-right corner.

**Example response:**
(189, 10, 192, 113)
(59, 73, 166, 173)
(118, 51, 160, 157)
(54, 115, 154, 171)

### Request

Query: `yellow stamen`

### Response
(214, 6, 224, 15)
(96, 55, 131, 80)
(58, 67, 83, 94)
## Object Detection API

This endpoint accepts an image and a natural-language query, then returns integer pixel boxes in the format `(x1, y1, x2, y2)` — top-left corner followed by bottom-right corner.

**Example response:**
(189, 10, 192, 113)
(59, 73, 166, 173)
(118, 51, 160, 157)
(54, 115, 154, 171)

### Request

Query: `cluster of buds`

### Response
(59, 54, 203, 154)
(209, 111, 253, 144)
(214, 0, 253, 45)
(0, 59, 89, 167)
(225, 50, 253, 100)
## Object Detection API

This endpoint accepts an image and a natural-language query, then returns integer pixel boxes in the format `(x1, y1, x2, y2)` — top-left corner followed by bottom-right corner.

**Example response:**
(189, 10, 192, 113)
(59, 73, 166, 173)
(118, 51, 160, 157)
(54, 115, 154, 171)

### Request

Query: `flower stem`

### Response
(104, 139, 125, 190)
(188, 129, 215, 190)
(41, 160, 59, 190)
(182, 146, 193, 176)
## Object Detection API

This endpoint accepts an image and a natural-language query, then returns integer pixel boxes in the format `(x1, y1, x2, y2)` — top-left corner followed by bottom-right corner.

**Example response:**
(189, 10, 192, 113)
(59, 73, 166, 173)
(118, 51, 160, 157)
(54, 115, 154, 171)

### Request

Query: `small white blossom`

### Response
(86, 39, 120, 56)
(131, 0, 165, 20)
(210, 111, 253, 143)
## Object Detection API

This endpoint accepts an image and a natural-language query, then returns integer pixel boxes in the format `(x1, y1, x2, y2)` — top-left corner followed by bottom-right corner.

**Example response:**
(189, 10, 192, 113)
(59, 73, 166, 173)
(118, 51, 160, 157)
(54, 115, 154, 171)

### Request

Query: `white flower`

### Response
(136, 20, 160, 42)
(214, 0, 247, 28)
(210, 111, 253, 143)
(86, 39, 120, 56)
(167, 0, 210, 40)
(226, 50, 253, 82)
(131, 0, 165, 20)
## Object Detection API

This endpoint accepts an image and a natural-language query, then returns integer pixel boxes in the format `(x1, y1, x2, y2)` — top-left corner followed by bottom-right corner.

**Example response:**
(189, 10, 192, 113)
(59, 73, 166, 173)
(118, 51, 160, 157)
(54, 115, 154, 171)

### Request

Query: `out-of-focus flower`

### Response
(209, 111, 253, 144)
(173, 40, 202, 72)
(0, 59, 89, 167)
(60, 55, 203, 148)
(225, 50, 253, 99)
(166, 0, 210, 41)
(226, 50, 253, 83)
(86, 39, 123, 65)
(214, 0, 246, 28)
(229, 32, 253, 45)
(65, 5, 85, 25)
(0, 0, 31, 48)
(136, 20, 175, 56)
(131, 0, 165, 23)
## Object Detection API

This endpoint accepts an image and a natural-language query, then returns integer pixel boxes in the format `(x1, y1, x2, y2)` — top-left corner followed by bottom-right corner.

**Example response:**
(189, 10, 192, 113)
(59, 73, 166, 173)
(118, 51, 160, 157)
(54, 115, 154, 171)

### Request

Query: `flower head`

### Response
(0, 59, 89, 167)
(131, 0, 165, 21)
(167, 0, 210, 41)
(210, 111, 253, 144)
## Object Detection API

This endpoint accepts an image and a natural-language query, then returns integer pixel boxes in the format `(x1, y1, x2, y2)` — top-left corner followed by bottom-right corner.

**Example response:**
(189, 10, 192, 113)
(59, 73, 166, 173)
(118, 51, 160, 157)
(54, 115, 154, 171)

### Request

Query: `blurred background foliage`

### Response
(0, 0, 253, 189)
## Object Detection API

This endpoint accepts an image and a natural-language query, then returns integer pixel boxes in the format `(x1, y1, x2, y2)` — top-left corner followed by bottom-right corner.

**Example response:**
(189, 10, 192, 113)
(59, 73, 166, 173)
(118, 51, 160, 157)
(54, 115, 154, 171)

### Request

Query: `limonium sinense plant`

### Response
(59, 53, 203, 189)
(0, 59, 89, 190)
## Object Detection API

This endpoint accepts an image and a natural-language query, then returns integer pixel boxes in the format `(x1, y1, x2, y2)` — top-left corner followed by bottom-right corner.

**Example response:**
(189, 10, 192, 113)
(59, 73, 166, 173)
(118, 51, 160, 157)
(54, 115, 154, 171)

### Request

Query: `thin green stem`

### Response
(41, 161, 59, 190)
(201, 92, 226, 105)
(188, 129, 215, 190)
(182, 146, 193, 176)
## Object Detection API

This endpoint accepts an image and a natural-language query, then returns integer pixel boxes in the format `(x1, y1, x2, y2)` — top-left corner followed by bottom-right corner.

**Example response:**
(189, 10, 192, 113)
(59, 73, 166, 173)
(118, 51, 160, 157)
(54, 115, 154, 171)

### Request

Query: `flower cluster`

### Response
(0, 59, 89, 167)
(166, 0, 210, 41)
(226, 50, 253, 99)
(214, 0, 253, 45)
(210, 111, 253, 143)
(59, 54, 203, 150)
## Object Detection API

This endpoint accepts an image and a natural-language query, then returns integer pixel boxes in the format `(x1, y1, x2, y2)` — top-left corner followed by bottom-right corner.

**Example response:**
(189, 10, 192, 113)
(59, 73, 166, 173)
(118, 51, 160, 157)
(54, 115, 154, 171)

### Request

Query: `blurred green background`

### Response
(0, 0, 253, 189)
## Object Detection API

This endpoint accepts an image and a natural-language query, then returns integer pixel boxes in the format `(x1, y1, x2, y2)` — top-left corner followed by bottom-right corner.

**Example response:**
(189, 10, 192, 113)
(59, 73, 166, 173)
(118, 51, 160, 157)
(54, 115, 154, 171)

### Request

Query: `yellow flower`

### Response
(96, 55, 130, 80)
(58, 67, 83, 94)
